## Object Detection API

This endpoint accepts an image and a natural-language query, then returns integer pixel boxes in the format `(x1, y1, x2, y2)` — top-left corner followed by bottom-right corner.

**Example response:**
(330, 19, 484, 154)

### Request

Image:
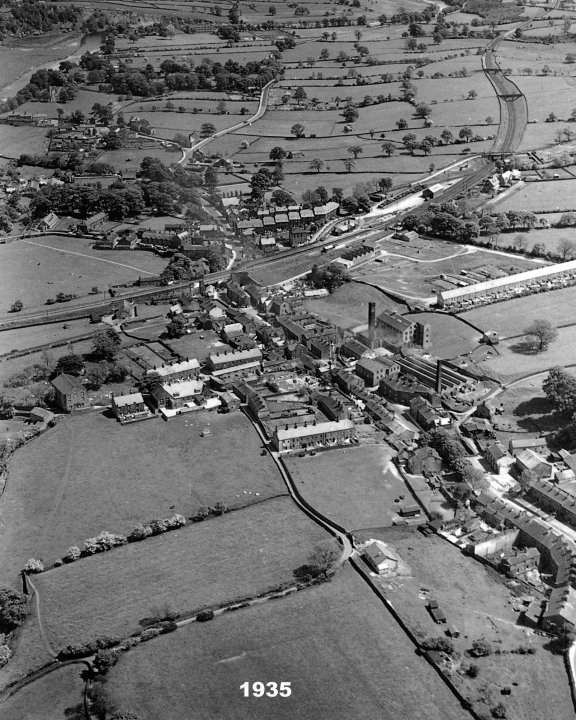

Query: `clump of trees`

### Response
(92, 328, 121, 360)
(0, 587, 28, 632)
(523, 319, 558, 352)
(189, 504, 228, 523)
(309, 264, 349, 293)
(293, 543, 340, 584)
(128, 514, 187, 542)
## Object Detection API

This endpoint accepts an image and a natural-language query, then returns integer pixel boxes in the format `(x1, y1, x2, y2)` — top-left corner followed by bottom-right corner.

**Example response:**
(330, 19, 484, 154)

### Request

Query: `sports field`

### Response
(34, 497, 328, 648)
(106, 566, 470, 720)
(0, 410, 284, 584)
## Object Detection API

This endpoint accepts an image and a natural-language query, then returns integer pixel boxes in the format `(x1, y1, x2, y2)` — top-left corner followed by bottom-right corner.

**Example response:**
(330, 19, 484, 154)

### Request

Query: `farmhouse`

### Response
(151, 379, 204, 412)
(363, 543, 393, 574)
(111, 392, 153, 424)
(51, 373, 90, 412)
(271, 419, 355, 453)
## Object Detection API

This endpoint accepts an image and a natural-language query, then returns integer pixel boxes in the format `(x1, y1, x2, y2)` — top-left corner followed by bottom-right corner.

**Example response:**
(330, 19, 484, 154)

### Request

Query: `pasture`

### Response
(363, 527, 574, 720)
(494, 179, 576, 212)
(0, 236, 165, 317)
(106, 566, 470, 720)
(34, 497, 328, 648)
(0, 410, 284, 584)
(0, 124, 47, 158)
(0, 664, 85, 719)
(285, 445, 410, 531)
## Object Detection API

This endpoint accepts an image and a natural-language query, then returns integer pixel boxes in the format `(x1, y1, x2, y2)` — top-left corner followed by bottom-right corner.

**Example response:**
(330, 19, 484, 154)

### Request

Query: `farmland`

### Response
(106, 566, 470, 720)
(0, 236, 165, 317)
(34, 496, 328, 648)
(361, 527, 575, 720)
(285, 445, 409, 530)
(0, 664, 85, 720)
(0, 410, 284, 584)
(494, 179, 576, 213)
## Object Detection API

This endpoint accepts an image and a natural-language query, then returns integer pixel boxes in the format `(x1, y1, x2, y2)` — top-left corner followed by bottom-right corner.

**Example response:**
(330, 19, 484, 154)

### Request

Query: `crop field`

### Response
(304, 281, 405, 329)
(286, 445, 411, 531)
(0, 410, 284, 584)
(34, 497, 328, 648)
(106, 566, 470, 720)
(365, 527, 574, 720)
(461, 283, 576, 335)
(0, 236, 165, 317)
(0, 664, 85, 719)
(354, 247, 539, 300)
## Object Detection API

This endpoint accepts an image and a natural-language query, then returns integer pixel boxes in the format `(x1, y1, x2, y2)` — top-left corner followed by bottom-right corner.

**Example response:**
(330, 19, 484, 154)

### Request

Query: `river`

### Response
(0, 33, 103, 101)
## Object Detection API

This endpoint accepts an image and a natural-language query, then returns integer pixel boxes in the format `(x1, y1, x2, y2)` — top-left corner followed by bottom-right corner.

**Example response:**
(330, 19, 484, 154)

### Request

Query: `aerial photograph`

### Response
(3, 0, 576, 718)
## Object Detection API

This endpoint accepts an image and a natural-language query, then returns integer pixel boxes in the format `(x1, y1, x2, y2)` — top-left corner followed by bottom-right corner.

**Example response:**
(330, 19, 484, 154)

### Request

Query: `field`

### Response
(0, 665, 85, 719)
(355, 246, 540, 300)
(408, 311, 481, 358)
(361, 527, 575, 720)
(0, 236, 165, 317)
(0, 410, 284, 584)
(34, 496, 328, 648)
(0, 124, 48, 158)
(460, 284, 576, 335)
(106, 565, 470, 720)
(285, 445, 410, 531)
(494, 179, 576, 212)
(304, 281, 405, 329)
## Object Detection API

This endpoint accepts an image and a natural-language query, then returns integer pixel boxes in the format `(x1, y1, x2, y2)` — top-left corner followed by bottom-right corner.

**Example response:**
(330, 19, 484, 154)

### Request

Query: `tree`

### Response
(109, 713, 144, 720)
(402, 133, 418, 154)
(0, 588, 28, 631)
(199, 123, 217, 138)
(379, 177, 393, 193)
(343, 158, 355, 173)
(309, 264, 348, 293)
(470, 637, 493, 657)
(54, 354, 85, 377)
(419, 139, 433, 156)
(320, 48, 329, 61)
(524, 319, 558, 352)
(86, 367, 107, 390)
(467, 89, 478, 99)
(342, 106, 359, 124)
(269, 146, 287, 161)
(9, 299, 23, 313)
(558, 237, 576, 260)
(440, 128, 453, 145)
(309, 158, 324, 173)
(396, 118, 408, 130)
(291, 123, 305, 138)
(381, 141, 396, 157)
(415, 103, 431, 118)
(543, 366, 576, 412)
(307, 543, 339, 579)
(294, 86, 307, 103)
(459, 126, 473, 142)
(347, 145, 363, 160)
(92, 328, 121, 360)
(271, 189, 294, 205)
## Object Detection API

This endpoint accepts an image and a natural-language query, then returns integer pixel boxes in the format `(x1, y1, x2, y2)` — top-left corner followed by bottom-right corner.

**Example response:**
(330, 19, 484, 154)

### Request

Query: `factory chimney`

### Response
(435, 360, 443, 394)
(368, 302, 376, 346)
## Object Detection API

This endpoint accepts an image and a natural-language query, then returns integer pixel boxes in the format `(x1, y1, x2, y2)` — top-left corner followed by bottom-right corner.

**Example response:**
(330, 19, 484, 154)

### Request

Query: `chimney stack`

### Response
(368, 302, 376, 347)
(435, 359, 443, 393)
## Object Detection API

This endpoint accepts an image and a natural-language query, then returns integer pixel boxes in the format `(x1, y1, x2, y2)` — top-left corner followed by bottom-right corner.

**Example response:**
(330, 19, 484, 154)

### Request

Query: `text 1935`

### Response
(240, 682, 291, 698)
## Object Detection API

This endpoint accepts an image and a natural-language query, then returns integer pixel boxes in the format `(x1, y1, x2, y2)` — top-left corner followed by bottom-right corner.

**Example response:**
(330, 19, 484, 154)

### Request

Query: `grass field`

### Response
(106, 565, 470, 720)
(34, 496, 328, 648)
(461, 284, 576, 335)
(304, 281, 405, 329)
(408, 311, 481, 358)
(286, 445, 412, 531)
(0, 124, 48, 158)
(364, 527, 574, 720)
(0, 236, 165, 317)
(0, 664, 85, 719)
(0, 410, 284, 584)
(494, 179, 576, 213)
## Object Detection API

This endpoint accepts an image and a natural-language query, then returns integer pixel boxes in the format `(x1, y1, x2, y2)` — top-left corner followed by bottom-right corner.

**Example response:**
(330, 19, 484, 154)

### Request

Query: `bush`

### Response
(64, 545, 81, 562)
(149, 518, 169, 535)
(120, 637, 140, 650)
(466, 663, 479, 678)
(83, 530, 127, 555)
(140, 627, 161, 642)
(470, 637, 493, 657)
(421, 636, 454, 654)
(128, 523, 152, 542)
(93, 648, 122, 674)
(0, 644, 12, 668)
(491, 703, 507, 719)
(158, 620, 178, 634)
(196, 609, 215, 622)
(23, 558, 44, 574)
(57, 635, 120, 660)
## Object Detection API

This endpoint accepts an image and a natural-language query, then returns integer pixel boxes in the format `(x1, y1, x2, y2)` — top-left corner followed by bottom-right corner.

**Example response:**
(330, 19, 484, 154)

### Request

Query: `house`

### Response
(499, 547, 540, 578)
(271, 419, 355, 453)
(51, 373, 90, 412)
(526, 477, 576, 528)
(485, 442, 515, 475)
(78, 211, 108, 233)
(206, 348, 262, 383)
(29, 407, 55, 425)
(340, 340, 372, 362)
(375, 311, 431, 349)
(317, 394, 349, 422)
(515, 449, 554, 480)
(355, 357, 400, 388)
(111, 392, 153, 424)
(151, 379, 204, 412)
(363, 543, 392, 574)
(543, 586, 576, 633)
(409, 396, 450, 431)
(145, 358, 200, 385)
(405, 446, 442, 475)
(38, 211, 59, 231)
(509, 437, 548, 457)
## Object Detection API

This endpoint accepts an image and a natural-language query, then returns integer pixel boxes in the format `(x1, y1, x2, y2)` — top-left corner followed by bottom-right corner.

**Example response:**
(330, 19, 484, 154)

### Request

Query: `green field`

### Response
(408, 311, 481, 358)
(0, 410, 284, 584)
(106, 566, 470, 720)
(0, 665, 85, 719)
(34, 497, 328, 648)
(0, 236, 165, 318)
(286, 445, 411, 531)
(494, 179, 576, 213)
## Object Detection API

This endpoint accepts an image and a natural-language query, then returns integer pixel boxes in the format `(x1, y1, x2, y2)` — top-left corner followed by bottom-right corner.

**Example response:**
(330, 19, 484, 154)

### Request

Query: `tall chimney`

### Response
(368, 302, 376, 346)
(435, 360, 443, 393)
